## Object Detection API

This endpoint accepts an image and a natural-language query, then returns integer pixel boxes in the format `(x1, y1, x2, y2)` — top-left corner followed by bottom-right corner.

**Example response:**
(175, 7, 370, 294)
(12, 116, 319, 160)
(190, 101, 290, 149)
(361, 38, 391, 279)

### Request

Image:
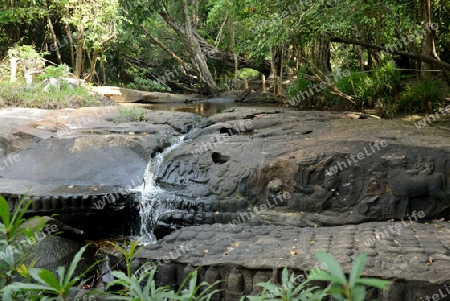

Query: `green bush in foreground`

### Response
(0, 196, 46, 287)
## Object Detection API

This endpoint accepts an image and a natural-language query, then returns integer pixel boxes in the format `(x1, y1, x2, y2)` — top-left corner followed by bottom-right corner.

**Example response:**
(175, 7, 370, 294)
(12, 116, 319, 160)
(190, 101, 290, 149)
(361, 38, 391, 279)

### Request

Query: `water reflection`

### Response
(121, 97, 289, 117)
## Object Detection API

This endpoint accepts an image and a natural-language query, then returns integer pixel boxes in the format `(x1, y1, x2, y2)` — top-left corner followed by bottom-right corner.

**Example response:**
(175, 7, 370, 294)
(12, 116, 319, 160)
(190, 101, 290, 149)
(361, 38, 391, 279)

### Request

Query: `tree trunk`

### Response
(314, 33, 331, 73)
(271, 46, 283, 95)
(229, 16, 239, 87)
(314, 0, 331, 73)
(160, 11, 271, 76)
(419, 0, 438, 75)
(46, 8, 62, 64)
(74, 25, 84, 78)
(86, 49, 100, 82)
(85, 32, 116, 82)
(64, 23, 75, 70)
(182, 0, 218, 94)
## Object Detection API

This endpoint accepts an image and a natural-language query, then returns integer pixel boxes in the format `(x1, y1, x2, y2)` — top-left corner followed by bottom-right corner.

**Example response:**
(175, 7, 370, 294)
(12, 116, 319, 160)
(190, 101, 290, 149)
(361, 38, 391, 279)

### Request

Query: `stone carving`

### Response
(293, 172, 340, 212)
(389, 163, 449, 215)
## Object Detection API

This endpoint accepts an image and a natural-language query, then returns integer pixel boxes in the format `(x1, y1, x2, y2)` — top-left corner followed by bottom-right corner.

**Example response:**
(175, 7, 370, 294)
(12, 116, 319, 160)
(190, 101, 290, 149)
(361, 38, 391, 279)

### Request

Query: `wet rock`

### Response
(0, 107, 201, 237)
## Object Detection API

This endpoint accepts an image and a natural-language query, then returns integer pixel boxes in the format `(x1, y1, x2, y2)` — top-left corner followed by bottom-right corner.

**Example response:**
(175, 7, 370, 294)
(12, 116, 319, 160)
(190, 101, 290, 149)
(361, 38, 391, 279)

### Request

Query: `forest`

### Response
(1, 0, 450, 117)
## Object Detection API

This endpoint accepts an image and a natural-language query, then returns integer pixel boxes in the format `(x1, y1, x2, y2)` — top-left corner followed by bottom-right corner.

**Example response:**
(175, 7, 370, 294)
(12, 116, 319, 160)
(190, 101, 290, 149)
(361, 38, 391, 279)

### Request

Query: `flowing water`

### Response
(130, 97, 287, 243)
(132, 135, 186, 244)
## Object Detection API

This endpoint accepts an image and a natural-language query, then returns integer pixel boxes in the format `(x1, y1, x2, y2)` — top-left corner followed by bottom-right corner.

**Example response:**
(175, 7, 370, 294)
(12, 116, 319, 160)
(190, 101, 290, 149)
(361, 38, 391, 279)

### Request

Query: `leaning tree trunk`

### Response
(181, 0, 218, 94)
(419, 0, 438, 76)
(46, 8, 62, 64)
(159, 12, 271, 76)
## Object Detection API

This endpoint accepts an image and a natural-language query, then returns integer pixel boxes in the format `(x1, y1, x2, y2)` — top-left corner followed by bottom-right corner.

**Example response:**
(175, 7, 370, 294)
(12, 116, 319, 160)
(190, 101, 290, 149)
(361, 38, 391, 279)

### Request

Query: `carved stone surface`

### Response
(135, 222, 450, 301)
(154, 107, 450, 234)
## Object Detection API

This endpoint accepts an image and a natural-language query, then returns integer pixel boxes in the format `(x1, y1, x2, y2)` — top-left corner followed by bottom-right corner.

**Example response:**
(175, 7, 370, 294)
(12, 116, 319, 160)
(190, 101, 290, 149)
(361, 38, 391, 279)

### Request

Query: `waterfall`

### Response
(132, 135, 185, 244)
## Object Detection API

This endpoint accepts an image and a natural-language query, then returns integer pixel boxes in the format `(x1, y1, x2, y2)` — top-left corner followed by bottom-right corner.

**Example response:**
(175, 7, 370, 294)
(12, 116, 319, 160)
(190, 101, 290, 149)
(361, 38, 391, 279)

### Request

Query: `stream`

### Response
(132, 135, 186, 244)
(129, 97, 287, 243)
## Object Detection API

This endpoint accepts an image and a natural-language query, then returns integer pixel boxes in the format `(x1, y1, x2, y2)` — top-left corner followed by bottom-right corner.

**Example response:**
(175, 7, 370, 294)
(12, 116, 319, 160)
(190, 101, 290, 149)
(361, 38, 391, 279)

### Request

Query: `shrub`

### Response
(397, 76, 449, 114)
(127, 77, 170, 92)
(117, 106, 147, 122)
(0, 196, 46, 287)
(0, 80, 101, 109)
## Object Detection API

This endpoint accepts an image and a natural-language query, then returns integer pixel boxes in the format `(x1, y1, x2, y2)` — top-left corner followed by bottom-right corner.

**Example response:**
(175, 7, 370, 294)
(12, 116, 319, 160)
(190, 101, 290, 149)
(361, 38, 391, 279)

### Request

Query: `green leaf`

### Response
(349, 253, 367, 287)
(64, 247, 86, 286)
(353, 284, 366, 301)
(37, 268, 61, 291)
(357, 278, 391, 290)
(315, 252, 347, 284)
(0, 197, 10, 227)
(307, 269, 346, 284)
(4, 281, 56, 293)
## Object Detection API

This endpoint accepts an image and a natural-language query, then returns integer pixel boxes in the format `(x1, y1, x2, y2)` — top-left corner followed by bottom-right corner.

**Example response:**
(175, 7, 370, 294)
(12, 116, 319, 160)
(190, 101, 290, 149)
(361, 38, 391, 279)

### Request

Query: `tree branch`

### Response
(330, 35, 450, 71)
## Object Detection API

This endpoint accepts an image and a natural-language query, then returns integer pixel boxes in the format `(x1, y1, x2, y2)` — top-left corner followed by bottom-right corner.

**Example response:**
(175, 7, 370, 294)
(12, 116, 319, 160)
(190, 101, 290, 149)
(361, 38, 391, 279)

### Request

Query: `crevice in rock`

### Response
(212, 152, 230, 164)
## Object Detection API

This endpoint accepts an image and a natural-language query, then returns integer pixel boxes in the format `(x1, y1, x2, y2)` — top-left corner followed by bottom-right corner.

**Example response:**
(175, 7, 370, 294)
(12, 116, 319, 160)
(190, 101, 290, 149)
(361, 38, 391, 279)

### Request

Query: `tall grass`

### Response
(0, 80, 102, 109)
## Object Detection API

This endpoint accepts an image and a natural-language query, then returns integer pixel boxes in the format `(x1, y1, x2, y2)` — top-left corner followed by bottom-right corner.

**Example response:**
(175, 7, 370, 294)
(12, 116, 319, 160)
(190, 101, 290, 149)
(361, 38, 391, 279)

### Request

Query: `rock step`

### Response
(0, 192, 136, 213)
(0, 193, 140, 239)
(135, 222, 450, 301)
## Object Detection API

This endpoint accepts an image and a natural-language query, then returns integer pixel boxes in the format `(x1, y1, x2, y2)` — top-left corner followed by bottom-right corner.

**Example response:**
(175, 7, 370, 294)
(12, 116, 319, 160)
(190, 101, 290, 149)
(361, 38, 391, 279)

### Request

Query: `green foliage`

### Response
(308, 252, 391, 301)
(0, 81, 101, 109)
(397, 77, 449, 114)
(38, 65, 70, 81)
(7, 45, 47, 62)
(106, 239, 220, 301)
(106, 268, 174, 301)
(117, 106, 147, 122)
(0, 196, 48, 291)
(3, 246, 98, 301)
(107, 239, 144, 278)
(242, 252, 390, 301)
(5, 45, 47, 78)
(241, 267, 329, 301)
(127, 77, 170, 92)
(238, 68, 260, 79)
(287, 67, 313, 105)
(333, 60, 401, 107)
(172, 268, 221, 301)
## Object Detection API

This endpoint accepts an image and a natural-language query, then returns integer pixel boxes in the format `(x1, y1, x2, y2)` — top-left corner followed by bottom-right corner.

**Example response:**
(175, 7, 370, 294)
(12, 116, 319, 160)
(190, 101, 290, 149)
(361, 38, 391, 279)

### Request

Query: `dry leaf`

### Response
(310, 240, 316, 244)
(204, 250, 209, 254)
(67, 185, 74, 189)
(412, 228, 417, 232)
(290, 251, 298, 256)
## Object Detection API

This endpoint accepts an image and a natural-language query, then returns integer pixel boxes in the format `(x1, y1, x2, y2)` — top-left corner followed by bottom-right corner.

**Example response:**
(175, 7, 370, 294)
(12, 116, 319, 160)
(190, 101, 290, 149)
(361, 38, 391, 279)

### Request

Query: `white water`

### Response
(132, 135, 185, 244)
